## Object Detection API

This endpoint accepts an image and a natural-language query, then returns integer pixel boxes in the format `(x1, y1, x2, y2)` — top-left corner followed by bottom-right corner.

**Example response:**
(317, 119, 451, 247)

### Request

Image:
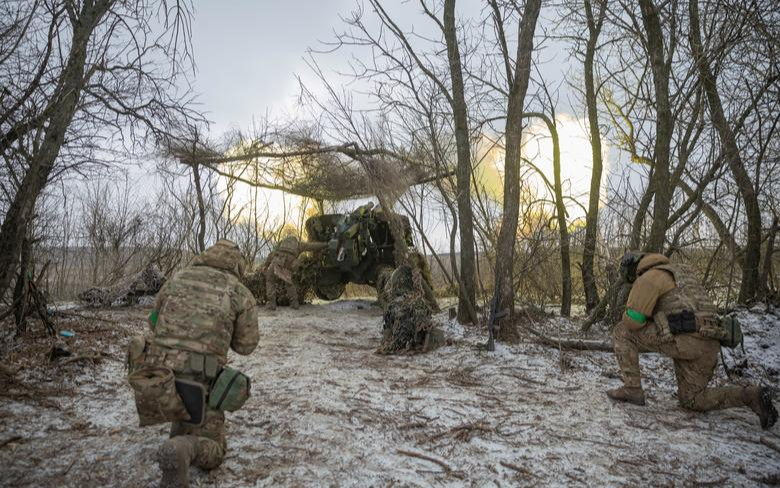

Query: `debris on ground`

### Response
(0, 300, 778, 487)
(78, 264, 164, 308)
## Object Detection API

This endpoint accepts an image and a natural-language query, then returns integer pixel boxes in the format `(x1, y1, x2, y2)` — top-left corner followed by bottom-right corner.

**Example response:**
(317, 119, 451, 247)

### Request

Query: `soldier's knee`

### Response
(613, 321, 631, 341)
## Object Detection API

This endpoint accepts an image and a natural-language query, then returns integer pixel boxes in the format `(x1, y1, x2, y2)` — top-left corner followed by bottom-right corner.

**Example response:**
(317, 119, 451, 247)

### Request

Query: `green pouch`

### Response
(718, 315, 744, 349)
(208, 367, 251, 412)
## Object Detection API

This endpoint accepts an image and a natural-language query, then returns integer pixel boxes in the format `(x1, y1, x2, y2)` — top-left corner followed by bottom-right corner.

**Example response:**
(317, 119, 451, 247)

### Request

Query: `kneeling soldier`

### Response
(127, 240, 259, 487)
(608, 251, 777, 429)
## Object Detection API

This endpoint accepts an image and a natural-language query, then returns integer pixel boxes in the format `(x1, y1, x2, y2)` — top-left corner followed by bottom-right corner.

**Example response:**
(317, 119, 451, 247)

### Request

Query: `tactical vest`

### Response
(654, 264, 717, 316)
(653, 263, 721, 340)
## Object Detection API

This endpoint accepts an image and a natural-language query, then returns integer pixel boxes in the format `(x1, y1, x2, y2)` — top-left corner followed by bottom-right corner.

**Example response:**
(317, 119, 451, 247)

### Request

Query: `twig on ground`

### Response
(499, 460, 539, 478)
(759, 436, 780, 454)
(55, 311, 119, 324)
(0, 436, 22, 449)
(550, 432, 630, 449)
(397, 449, 461, 478)
(60, 353, 110, 365)
(502, 372, 546, 386)
(429, 422, 492, 442)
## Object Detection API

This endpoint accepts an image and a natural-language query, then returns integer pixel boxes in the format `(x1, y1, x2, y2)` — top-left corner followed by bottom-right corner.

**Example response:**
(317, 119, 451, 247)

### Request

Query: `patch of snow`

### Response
(2, 305, 779, 487)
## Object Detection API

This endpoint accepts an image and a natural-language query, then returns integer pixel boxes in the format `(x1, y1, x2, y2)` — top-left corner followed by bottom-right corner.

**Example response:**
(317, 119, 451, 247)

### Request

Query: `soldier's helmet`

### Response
(195, 239, 246, 278)
(278, 236, 300, 253)
(619, 250, 646, 284)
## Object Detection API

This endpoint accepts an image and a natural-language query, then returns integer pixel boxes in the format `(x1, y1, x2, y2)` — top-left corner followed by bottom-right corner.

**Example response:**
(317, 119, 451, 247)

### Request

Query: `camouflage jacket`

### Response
(269, 237, 327, 269)
(151, 240, 259, 364)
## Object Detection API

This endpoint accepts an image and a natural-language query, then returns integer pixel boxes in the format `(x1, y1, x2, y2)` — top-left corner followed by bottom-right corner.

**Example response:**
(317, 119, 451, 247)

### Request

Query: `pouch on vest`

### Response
(718, 315, 744, 349)
(175, 379, 207, 426)
(128, 367, 190, 427)
(696, 314, 726, 341)
(208, 367, 251, 412)
(668, 310, 697, 335)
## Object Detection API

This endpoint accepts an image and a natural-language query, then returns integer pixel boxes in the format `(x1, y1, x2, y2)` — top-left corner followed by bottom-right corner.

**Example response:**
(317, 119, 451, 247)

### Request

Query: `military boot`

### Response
(158, 436, 199, 488)
(742, 386, 778, 430)
(606, 386, 646, 406)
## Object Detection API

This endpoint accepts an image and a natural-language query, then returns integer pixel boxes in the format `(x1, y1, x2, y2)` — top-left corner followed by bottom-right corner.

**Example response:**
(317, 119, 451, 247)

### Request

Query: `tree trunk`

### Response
(494, 0, 541, 341)
(581, 0, 606, 312)
(0, 0, 111, 300)
(638, 0, 674, 253)
(525, 112, 571, 316)
(443, 0, 477, 324)
(688, 0, 761, 303)
(13, 233, 32, 336)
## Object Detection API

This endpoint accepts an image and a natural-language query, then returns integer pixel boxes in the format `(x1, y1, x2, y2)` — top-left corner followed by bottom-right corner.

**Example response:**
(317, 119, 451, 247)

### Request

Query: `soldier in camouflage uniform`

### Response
(265, 236, 326, 311)
(142, 240, 259, 487)
(608, 251, 777, 429)
(409, 247, 439, 313)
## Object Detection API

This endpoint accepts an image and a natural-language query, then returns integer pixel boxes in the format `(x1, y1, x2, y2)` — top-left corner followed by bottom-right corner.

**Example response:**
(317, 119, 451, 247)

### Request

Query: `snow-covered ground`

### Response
(1, 300, 779, 487)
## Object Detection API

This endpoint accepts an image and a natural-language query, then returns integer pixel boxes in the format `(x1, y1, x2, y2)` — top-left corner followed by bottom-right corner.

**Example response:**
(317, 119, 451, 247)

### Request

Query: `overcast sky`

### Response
(191, 0, 357, 132)
(184, 1, 629, 252)
(189, 1, 576, 131)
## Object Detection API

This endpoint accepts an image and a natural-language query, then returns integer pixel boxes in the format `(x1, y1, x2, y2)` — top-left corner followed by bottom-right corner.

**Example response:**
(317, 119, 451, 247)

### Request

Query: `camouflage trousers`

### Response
(264, 269, 298, 307)
(613, 321, 745, 411)
(170, 407, 226, 470)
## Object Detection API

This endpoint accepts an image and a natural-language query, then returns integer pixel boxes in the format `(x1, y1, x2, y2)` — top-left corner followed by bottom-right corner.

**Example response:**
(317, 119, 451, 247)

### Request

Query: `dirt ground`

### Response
(1, 299, 779, 487)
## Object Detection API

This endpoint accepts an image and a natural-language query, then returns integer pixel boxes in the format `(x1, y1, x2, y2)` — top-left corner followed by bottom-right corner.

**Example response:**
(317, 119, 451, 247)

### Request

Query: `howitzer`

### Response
(304, 204, 413, 300)
(486, 282, 509, 352)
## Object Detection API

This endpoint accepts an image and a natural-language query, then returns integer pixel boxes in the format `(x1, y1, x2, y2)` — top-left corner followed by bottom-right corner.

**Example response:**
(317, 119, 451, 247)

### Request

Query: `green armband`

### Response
(626, 308, 647, 324)
(149, 310, 159, 329)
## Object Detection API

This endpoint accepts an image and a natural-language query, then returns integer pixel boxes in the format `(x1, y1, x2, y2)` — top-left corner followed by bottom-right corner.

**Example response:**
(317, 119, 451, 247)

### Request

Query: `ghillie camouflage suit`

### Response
(376, 249, 438, 312)
(608, 252, 777, 429)
(409, 248, 439, 312)
(241, 270, 266, 307)
(377, 265, 443, 354)
(128, 240, 259, 487)
(264, 236, 326, 310)
(80, 264, 165, 307)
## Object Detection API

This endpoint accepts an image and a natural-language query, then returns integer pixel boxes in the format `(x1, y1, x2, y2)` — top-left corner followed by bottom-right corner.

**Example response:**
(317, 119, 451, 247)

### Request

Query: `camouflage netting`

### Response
(241, 255, 317, 307)
(377, 265, 443, 354)
(241, 271, 266, 306)
(79, 264, 165, 308)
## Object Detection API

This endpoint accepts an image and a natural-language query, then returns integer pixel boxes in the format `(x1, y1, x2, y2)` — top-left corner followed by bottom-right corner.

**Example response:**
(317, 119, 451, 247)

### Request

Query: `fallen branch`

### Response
(518, 314, 614, 352)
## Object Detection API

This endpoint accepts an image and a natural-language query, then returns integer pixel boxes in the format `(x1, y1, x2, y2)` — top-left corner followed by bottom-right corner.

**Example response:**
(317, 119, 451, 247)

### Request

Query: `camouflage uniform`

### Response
(409, 248, 439, 312)
(377, 265, 442, 354)
(265, 236, 326, 310)
(145, 240, 258, 482)
(610, 253, 777, 428)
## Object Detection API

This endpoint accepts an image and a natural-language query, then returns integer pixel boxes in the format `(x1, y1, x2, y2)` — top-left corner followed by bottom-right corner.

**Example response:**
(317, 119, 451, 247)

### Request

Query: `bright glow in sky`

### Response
(522, 114, 611, 224)
(191, 2, 609, 249)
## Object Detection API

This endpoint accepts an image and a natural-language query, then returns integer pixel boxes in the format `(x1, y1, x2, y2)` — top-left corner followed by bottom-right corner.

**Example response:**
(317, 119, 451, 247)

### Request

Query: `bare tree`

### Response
(0, 0, 200, 303)
(492, 0, 542, 340)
